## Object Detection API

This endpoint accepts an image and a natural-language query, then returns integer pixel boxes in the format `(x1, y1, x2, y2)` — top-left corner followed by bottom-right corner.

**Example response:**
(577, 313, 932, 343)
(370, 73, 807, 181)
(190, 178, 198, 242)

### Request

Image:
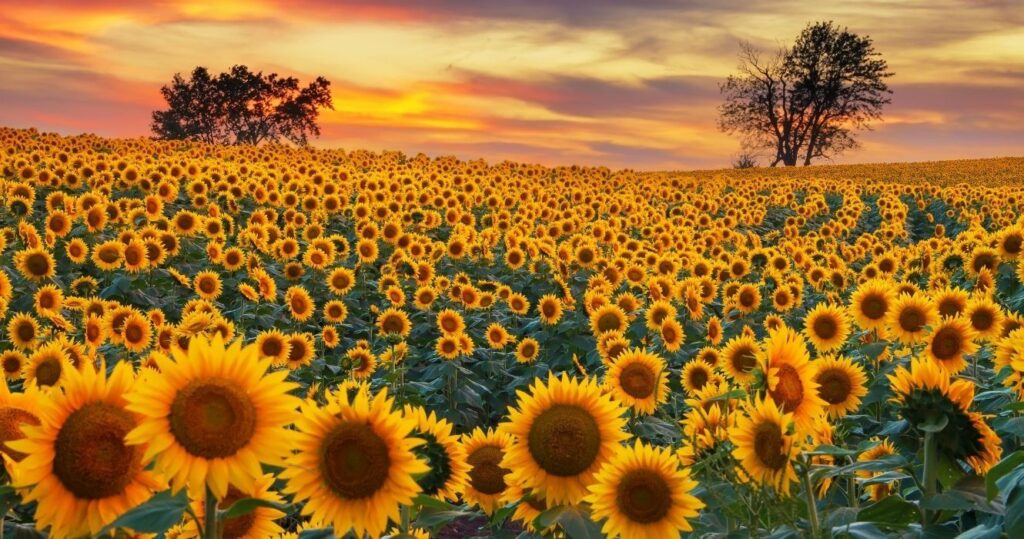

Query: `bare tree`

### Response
(719, 22, 893, 166)
(733, 152, 758, 169)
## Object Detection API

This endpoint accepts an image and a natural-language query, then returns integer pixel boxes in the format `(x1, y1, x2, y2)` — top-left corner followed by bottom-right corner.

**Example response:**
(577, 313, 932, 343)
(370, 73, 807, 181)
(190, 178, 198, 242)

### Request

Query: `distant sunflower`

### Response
(461, 427, 514, 514)
(813, 355, 868, 419)
(193, 270, 223, 300)
(660, 318, 684, 352)
(933, 287, 969, 319)
(499, 374, 628, 505)
(586, 440, 704, 539)
(729, 396, 799, 495)
(7, 313, 40, 349)
(188, 474, 286, 538)
(604, 348, 668, 415)
(721, 335, 761, 384)
(515, 337, 540, 364)
(327, 267, 356, 295)
(857, 439, 900, 501)
(680, 360, 715, 395)
(0, 350, 26, 381)
(759, 325, 825, 434)
(437, 309, 466, 335)
(886, 293, 938, 344)
(850, 279, 895, 330)
(125, 335, 300, 498)
(377, 307, 411, 338)
(10, 362, 162, 537)
(485, 323, 513, 349)
(285, 286, 315, 322)
(282, 388, 428, 538)
(347, 346, 377, 378)
(436, 334, 461, 360)
(925, 317, 978, 373)
(15, 247, 55, 281)
(734, 284, 762, 314)
(255, 330, 290, 365)
(965, 297, 1005, 341)
(645, 300, 676, 330)
(538, 294, 564, 325)
(25, 341, 72, 390)
(590, 304, 628, 336)
(33, 284, 63, 316)
(803, 303, 851, 352)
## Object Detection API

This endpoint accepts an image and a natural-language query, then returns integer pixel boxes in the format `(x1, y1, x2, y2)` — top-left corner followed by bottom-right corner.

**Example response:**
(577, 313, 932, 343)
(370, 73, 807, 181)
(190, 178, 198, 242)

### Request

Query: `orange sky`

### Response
(1, 0, 1022, 169)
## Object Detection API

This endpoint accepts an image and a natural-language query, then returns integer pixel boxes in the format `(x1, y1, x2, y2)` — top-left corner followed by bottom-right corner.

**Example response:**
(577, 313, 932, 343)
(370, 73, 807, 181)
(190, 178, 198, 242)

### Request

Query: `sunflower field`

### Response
(1, 126, 1024, 538)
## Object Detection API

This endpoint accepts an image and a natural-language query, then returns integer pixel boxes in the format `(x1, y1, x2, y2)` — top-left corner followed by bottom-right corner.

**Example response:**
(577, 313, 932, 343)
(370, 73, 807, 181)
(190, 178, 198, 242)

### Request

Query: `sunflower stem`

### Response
(922, 430, 938, 525)
(800, 460, 820, 539)
(205, 485, 220, 539)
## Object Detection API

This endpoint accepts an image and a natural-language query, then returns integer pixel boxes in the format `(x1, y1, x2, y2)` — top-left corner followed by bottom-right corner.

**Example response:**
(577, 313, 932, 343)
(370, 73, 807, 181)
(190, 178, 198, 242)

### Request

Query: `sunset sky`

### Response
(1, 0, 1021, 170)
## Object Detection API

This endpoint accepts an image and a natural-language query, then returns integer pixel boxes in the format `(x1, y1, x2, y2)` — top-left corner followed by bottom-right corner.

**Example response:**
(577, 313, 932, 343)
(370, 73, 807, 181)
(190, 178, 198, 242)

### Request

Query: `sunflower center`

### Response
(731, 345, 757, 374)
(169, 378, 256, 458)
(35, 358, 63, 387)
(2, 356, 21, 374)
(219, 486, 257, 539)
(898, 307, 926, 333)
(812, 315, 838, 340)
(54, 402, 142, 499)
(931, 327, 962, 361)
(816, 368, 852, 404)
(125, 323, 144, 343)
(615, 469, 672, 524)
(938, 299, 963, 318)
(527, 404, 601, 477)
(971, 309, 994, 331)
(16, 323, 35, 343)
(320, 421, 391, 499)
(739, 290, 756, 308)
(25, 253, 51, 276)
(0, 406, 40, 461)
(620, 363, 656, 399)
(467, 445, 508, 495)
(687, 367, 710, 390)
(861, 294, 887, 320)
(769, 365, 804, 413)
(753, 421, 788, 470)
(261, 338, 283, 357)
(597, 312, 622, 333)
(1005, 234, 1023, 255)
(381, 315, 405, 334)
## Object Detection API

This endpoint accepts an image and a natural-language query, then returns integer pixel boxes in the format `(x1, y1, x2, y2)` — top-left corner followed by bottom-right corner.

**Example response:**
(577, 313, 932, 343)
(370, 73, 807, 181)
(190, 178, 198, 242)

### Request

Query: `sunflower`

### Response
(7, 313, 40, 349)
(0, 350, 26, 381)
(933, 287, 969, 319)
(590, 304, 628, 336)
(888, 358, 1000, 472)
(515, 337, 540, 364)
(813, 355, 868, 419)
(33, 284, 63, 316)
(436, 334, 461, 360)
(734, 284, 762, 314)
(499, 373, 629, 505)
(538, 294, 564, 325)
(679, 402, 732, 464)
(706, 316, 724, 345)
(255, 330, 291, 365)
(759, 325, 825, 434)
(850, 279, 895, 330)
(604, 348, 669, 415)
(121, 311, 152, 353)
(964, 297, 1005, 341)
(377, 307, 411, 338)
(187, 474, 286, 538)
(485, 322, 513, 349)
(193, 270, 223, 300)
(803, 303, 851, 352)
(461, 427, 514, 514)
(645, 300, 676, 330)
(15, 247, 56, 281)
(925, 317, 979, 373)
(857, 439, 899, 501)
(0, 377, 41, 463)
(25, 341, 72, 390)
(285, 286, 315, 322)
(437, 309, 466, 334)
(681, 360, 716, 394)
(281, 387, 428, 538)
(125, 335, 300, 499)
(721, 334, 761, 384)
(729, 396, 799, 495)
(347, 346, 377, 378)
(327, 267, 356, 295)
(92, 240, 124, 271)
(660, 318, 684, 352)
(586, 440, 704, 539)
(9, 362, 163, 537)
(886, 293, 938, 344)
(502, 480, 550, 533)
(403, 405, 470, 502)
(323, 299, 349, 323)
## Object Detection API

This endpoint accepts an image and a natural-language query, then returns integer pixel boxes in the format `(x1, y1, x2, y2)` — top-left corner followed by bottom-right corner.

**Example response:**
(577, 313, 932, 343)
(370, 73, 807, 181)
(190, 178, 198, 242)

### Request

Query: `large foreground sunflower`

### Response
(729, 396, 799, 495)
(10, 362, 163, 537)
(461, 427, 514, 514)
(281, 387, 428, 538)
(499, 373, 629, 505)
(125, 335, 300, 498)
(586, 440, 704, 539)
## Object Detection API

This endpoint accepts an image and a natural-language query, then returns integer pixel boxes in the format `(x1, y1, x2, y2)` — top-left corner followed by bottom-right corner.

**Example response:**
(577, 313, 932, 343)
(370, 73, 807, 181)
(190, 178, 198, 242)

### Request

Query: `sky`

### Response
(1, 0, 1022, 170)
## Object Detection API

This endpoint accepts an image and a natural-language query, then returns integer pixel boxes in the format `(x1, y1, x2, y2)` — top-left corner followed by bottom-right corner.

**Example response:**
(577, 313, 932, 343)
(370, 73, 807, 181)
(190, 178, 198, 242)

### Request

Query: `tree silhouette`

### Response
(152, 66, 333, 146)
(719, 22, 892, 166)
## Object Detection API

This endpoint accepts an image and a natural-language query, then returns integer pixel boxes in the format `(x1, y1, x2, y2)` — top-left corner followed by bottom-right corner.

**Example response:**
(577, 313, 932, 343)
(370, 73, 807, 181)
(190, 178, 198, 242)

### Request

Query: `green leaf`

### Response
(856, 495, 920, 527)
(96, 489, 189, 536)
(954, 524, 1002, 539)
(298, 529, 335, 539)
(985, 450, 1024, 500)
(219, 497, 290, 520)
(533, 505, 602, 539)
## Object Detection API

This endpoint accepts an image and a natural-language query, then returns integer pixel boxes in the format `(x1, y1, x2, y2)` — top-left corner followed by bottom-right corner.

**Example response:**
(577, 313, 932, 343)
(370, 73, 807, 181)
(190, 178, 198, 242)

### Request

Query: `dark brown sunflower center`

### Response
(739, 290, 756, 307)
(898, 307, 926, 333)
(1004, 234, 1023, 255)
(769, 365, 804, 413)
(620, 363, 656, 399)
(816, 369, 852, 405)
(938, 299, 963, 318)
(320, 421, 391, 499)
(169, 378, 256, 458)
(687, 366, 710, 390)
(125, 323, 144, 343)
(219, 486, 257, 539)
(54, 402, 142, 499)
(467, 445, 509, 495)
(0, 406, 40, 461)
(662, 324, 680, 344)
(542, 302, 557, 318)
(597, 312, 623, 333)
(861, 294, 887, 320)
(261, 338, 283, 357)
(527, 404, 601, 477)
(753, 421, 788, 470)
(381, 315, 405, 334)
(971, 309, 994, 331)
(731, 345, 757, 374)
(615, 469, 672, 524)
(2, 356, 21, 373)
(199, 278, 217, 294)
(25, 253, 51, 276)
(16, 323, 35, 343)
(931, 327, 962, 361)
(812, 315, 838, 340)
(973, 254, 996, 273)
(35, 358, 63, 387)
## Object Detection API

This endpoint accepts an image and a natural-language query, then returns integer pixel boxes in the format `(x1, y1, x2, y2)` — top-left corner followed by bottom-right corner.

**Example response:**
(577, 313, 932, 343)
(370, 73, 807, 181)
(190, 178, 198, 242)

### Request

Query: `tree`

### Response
(152, 65, 333, 146)
(719, 22, 892, 166)
(733, 152, 758, 169)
